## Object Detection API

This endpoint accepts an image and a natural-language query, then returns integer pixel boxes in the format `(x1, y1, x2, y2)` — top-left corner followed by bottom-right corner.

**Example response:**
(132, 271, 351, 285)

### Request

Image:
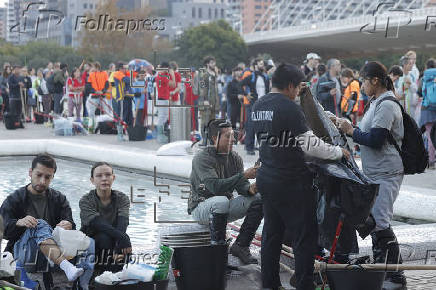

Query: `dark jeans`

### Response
(42, 94, 52, 122)
(245, 102, 255, 151)
(83, 94, 89, 117)
(259, 174, 318, 290)
(2, 93, 9, 112)
(53, 93, 63, 114)
(113, 98, 133, 127)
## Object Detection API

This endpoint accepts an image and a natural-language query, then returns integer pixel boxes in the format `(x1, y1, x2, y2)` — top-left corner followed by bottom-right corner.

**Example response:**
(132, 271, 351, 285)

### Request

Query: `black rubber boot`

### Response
(209, 213, 228, 245)
(230, 199, 263, 264)
(371, 227, 407, 286)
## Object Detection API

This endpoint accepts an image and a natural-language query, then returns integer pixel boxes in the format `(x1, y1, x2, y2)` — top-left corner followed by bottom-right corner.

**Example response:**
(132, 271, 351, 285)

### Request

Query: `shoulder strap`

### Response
(376, 96, 403, 153)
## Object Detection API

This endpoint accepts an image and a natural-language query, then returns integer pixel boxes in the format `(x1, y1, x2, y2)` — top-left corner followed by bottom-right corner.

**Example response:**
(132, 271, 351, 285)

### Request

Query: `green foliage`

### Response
(176, 20, 248, 70)
(0, 41, 84, 70)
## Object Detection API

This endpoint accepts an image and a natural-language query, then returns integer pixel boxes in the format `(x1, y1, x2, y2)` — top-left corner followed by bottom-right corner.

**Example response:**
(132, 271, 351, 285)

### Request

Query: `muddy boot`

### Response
(371, 227, 407, 287)
(209, 213, 228, 245)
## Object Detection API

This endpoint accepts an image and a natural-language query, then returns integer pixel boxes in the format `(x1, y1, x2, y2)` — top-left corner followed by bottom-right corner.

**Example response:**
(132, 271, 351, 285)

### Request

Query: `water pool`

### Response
(0, 156, 194, 251)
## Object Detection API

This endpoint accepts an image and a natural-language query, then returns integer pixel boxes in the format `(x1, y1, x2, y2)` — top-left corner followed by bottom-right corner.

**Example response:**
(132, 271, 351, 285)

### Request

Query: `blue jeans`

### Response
(14, 220, 95, 288)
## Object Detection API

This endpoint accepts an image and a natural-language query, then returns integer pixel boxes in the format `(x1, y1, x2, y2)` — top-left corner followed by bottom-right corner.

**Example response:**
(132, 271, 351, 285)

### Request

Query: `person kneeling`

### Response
(188, 119, 263, 265)
(79, 162, 131, 272)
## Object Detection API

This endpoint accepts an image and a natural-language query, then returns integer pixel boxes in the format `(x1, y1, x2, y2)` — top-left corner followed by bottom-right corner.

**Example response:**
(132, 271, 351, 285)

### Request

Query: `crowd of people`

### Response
(1, 51, 434, 168)
(1, 50, 436, 290)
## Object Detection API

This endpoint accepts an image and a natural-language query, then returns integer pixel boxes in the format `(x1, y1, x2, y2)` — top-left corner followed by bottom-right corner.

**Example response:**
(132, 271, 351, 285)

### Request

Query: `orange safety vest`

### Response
(341, 80, 360, 113)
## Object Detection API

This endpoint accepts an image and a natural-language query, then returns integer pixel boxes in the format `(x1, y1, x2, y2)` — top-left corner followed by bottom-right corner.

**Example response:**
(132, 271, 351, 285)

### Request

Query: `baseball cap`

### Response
(306, 53, 321, 60)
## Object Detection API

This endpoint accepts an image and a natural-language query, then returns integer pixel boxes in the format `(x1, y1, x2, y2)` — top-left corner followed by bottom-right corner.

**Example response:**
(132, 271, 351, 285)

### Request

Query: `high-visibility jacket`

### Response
(341, 79, 360, 113)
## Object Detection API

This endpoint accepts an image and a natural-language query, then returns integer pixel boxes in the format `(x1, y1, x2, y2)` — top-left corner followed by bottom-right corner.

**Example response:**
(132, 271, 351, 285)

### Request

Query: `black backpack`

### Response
(378, 96, 428, 174)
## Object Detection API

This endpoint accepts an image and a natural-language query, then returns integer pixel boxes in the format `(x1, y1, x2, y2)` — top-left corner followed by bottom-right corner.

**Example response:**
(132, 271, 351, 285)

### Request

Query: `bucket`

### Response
(172, 245, 228, 290)
(326, 268, 386, 290)
(94, 279, 169, 290)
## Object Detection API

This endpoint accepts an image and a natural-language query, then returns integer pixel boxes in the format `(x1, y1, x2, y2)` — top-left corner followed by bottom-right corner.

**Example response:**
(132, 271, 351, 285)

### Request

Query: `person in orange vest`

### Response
(85, 62, 109, 124)
(340, 68, 360, 124)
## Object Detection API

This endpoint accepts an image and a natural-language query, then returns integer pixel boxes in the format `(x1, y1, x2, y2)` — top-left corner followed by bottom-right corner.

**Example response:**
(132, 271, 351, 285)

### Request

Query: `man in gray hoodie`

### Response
(188, 119, 263, 265)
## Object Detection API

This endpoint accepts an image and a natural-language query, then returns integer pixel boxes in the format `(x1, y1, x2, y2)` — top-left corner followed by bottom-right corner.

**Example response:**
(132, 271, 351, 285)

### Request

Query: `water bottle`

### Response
(117, 123, 124, 141)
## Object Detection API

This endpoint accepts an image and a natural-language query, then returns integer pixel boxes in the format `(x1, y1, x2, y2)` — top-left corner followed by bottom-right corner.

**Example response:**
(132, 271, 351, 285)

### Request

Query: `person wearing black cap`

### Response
(250, 63, 349, 290)
(188, 119, 263, 264)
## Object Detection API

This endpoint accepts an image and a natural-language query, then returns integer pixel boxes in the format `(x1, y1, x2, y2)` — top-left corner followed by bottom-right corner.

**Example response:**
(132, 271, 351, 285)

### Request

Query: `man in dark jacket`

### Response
(0, 154, 84, 282)
(53, 63, 67, 115)
(315, 58, 342, 116)
(8, 65, 24, 118)
(79, 162, 131, 272)
(188, 119, 263, 265)
(241, 58, 270, 155)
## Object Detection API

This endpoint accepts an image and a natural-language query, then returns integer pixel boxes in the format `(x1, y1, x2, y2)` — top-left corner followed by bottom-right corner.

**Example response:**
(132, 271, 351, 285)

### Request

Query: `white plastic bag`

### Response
(52, 226, 91, 258)
(95, 271, 121, 285)
(0, 252, 16, 277)
(119, 263, 156, 282)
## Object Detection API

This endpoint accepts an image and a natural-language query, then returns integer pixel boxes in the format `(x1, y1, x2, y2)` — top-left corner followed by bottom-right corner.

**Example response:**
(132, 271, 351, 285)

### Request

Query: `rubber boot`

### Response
(230, 199, 263, 264)
(371, 227, 407, 287)
(209, 213, 228, 245)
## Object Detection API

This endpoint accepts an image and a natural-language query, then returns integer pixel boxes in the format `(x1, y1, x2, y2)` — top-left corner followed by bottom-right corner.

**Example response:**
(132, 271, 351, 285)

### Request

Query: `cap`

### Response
(306, 53, 321, 60)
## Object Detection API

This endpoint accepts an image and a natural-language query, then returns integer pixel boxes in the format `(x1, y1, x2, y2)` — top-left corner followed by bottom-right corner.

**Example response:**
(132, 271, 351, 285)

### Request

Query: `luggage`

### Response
(4, 112, 22, 130)
(127, 125, 147, 141)
(95, 121, 117, 134)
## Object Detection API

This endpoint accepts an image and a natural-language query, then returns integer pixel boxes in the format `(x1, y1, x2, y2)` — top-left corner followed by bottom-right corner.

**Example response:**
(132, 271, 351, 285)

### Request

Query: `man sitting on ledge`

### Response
(79, 162, 131, 273)
(188, 119, 263, 264)
(0, 154, 84, 286)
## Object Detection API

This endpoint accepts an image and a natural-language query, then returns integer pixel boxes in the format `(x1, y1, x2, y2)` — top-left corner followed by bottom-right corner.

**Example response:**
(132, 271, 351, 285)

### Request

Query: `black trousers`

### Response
(9, 98, 22, 118)
(259, 173, 318, 290)
(229, 101, 241, 128)
(93, 232, 127, 272)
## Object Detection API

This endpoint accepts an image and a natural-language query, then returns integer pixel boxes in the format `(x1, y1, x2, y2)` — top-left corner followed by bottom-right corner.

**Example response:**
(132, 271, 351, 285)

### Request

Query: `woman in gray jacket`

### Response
(337, 61, 406, 288)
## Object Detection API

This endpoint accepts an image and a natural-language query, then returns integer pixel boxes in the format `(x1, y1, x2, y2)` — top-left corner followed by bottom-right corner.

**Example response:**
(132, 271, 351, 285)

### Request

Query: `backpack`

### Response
(422, 68, 436, 110)
(378, 96, 428, 174)
(46, 74, 55, 94)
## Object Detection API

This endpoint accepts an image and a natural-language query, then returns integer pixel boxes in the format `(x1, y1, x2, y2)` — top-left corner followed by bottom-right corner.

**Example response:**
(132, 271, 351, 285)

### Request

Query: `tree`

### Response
(78, 0, 172, 67)
(176, 20, 248, 70)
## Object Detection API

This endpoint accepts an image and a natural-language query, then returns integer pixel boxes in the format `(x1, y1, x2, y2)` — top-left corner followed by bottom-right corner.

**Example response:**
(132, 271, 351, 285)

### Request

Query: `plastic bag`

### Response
(95, 271, 121, 285)
(53, 117, 73, 136)
(120, 264, 156, 282)
(52, 226, 91, 258)
(0, 252, 16, 277)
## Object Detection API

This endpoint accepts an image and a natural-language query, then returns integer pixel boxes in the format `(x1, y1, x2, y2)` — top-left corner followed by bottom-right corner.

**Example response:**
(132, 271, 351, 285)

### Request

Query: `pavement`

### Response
(2, 122, 436, 289)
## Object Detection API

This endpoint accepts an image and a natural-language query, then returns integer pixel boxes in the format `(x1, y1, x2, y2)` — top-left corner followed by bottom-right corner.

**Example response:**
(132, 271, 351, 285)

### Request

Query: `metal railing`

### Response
(250, 0, 433, 34)
(245, 5, 436, 43)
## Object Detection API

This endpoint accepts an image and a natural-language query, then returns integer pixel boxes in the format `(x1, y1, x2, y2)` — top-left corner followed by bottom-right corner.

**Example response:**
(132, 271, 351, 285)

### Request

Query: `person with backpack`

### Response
(337, 61, 426, 288)
(420, 58, 436, 169)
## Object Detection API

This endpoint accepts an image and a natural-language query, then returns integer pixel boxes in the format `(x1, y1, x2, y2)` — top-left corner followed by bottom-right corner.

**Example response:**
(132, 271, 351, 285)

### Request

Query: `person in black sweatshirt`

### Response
(79, 162, 131, 272)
